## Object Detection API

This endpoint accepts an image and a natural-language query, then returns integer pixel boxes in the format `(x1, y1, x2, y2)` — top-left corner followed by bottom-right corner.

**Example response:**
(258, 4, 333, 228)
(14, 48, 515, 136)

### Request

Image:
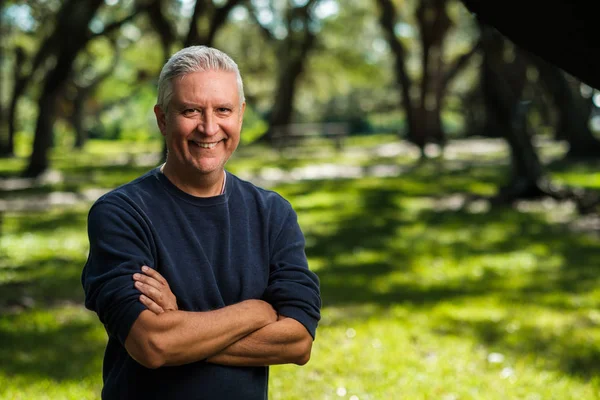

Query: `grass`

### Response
(1, 137, 600, 399)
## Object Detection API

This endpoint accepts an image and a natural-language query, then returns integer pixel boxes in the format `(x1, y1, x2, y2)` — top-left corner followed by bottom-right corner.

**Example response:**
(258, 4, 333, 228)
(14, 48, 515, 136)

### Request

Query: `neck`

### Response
(161, 163, 224, 198)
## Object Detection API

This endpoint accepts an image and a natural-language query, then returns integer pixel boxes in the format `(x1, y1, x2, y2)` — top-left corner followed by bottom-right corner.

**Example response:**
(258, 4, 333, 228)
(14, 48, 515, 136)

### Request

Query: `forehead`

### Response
(170, 70, 239, 105)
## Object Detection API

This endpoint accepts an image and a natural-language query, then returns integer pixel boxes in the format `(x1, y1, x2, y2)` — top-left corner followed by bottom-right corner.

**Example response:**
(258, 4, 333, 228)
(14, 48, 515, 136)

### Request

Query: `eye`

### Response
(217, 107, 232, 114)
(182, 108, 201, 116)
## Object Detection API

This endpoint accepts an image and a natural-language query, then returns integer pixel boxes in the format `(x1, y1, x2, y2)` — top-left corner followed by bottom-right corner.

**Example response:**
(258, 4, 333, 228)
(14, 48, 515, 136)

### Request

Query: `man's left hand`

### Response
(133, 266, 178, 314)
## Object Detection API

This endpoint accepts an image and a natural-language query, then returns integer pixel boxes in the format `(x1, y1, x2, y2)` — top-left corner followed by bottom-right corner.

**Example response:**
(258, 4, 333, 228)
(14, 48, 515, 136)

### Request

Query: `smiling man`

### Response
(82, 46, 321, 399)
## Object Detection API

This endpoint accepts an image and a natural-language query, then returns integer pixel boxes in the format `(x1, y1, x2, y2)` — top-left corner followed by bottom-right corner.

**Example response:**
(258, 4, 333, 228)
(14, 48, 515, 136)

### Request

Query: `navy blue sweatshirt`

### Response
(81, 168, 321, 399)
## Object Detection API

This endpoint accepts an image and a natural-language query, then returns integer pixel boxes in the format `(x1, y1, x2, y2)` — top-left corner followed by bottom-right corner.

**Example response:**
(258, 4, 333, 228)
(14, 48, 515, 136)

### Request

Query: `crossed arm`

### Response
(124, 267, 314, 369)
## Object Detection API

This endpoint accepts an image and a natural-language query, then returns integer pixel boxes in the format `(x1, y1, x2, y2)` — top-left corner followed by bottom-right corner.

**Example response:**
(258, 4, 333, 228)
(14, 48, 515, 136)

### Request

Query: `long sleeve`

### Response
(82, 199, 155, 345)
(262, 204, 321, 339)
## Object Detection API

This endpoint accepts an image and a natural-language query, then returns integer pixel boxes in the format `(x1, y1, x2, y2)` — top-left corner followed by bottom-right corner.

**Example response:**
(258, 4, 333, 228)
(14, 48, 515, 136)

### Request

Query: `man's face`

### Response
(154, 70, 245, 178)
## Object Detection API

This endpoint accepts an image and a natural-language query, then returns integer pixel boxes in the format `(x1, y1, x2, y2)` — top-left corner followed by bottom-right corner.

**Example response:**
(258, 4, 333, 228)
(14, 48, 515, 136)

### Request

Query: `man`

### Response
(82, 46, 321, 399)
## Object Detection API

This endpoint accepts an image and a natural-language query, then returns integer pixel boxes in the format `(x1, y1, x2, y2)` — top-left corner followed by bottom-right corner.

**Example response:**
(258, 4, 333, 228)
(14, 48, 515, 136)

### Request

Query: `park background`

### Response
(1, 0, 600, 399)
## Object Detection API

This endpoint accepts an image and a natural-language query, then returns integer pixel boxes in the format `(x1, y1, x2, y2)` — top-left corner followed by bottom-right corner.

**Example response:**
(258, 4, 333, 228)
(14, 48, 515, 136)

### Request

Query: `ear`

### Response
(239, 102, 246, 123)
(154, 105, 167, 137)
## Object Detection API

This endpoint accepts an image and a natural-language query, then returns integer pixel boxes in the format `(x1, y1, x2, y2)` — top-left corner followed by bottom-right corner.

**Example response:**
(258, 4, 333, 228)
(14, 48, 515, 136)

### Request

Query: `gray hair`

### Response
(156, 46, 245, 111)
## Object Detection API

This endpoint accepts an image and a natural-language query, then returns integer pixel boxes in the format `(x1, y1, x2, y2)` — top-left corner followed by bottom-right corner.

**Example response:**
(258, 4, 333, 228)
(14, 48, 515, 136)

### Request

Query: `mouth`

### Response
(189, 139, 223, 149)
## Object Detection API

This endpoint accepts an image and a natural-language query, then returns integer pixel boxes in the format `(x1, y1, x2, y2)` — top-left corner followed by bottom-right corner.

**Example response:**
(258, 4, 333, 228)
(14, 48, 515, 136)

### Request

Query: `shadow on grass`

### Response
(0, 256, 86, 311)
(0, 313, 104, 381)
(1, 156, 599, 384)
(5, 209, 88, 233)
(274, 174, 600, 381)
(440, 316, 600, 380)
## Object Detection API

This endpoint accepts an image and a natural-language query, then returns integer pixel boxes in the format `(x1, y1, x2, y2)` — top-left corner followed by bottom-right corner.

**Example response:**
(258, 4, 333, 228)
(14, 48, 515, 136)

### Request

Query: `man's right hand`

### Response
(134, 266, 178, 314)
(134, 266, 278, 326)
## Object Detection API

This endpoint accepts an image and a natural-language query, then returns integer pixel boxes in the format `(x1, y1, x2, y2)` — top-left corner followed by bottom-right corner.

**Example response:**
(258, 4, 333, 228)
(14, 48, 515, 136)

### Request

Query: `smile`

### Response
(190, 140, 221, 149)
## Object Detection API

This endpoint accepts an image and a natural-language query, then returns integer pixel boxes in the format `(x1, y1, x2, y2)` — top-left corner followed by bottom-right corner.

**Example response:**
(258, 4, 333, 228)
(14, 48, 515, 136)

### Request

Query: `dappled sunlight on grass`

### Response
(0, 306, 104, 399)
(268, 171, 600, 398)
(1, 138, 600, 398)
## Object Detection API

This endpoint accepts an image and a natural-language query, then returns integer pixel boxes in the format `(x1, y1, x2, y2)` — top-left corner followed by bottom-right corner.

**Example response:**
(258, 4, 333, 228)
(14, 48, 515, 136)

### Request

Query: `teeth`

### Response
(193, 141, 218, 149)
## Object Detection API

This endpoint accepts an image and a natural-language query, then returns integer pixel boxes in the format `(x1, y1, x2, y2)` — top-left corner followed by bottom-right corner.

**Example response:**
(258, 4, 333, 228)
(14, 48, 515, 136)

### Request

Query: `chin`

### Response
(193, 163, 224, 175)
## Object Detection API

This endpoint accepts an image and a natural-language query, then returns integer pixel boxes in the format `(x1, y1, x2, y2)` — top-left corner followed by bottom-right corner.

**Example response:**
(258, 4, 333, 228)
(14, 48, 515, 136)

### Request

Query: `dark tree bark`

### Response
(248, 0, 320, 144)
(69, 43, 120, 148)
(8, 38, 58, 159)
(24, 0, 105, 177)
(376, 0, 477, 158)
(148, 0, 177, 63)
(184, 0, 243, 47)
(376, 0, 415, 145)
(415, 0, 452, 148)
(0, 0, 8, 156)
(24, 0, 147, 177)
(266, 4, 319, 144)
(531, 57, 600, 159)
(480, 24, 549, 200)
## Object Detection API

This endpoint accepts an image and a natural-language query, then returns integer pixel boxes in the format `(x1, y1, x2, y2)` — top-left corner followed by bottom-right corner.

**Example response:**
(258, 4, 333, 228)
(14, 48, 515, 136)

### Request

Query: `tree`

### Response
(2, 0, 62, 157)
(247, 0, 322, 144)
(531, 57, 600, 160)
(479, 24, 547, 200)
(375, 0, 479, 157)
(23, 0, 149, 177)
(65, 39, 121, 148)
(0, 0, 9, 155)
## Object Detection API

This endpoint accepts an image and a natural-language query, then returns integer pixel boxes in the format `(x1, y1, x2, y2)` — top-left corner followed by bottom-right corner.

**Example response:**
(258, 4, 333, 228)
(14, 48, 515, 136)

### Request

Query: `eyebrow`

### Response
(174, 102, 236, 110)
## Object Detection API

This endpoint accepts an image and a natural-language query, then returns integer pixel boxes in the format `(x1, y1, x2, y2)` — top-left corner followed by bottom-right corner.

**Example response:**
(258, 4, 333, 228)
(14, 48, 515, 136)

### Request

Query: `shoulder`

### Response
(228, 172, 294, 213)
(94, 168, 161, 205)
(89, 168, 162, 219)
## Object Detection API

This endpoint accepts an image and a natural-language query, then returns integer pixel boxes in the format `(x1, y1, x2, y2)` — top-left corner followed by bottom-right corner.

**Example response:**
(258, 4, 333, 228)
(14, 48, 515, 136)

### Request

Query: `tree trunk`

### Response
(252, 1, 319, 145)
(533, 57, 600, 159)
(148, 0, 176, 63)
(4, 47, 29, 157)
(265, 34, 317, 144)
(415, 0, 451, 149)
(23, 0, 105, 177)
(377, 0, 463, 157)
(0, 0, 8, 156)
(72, 91, 87, 149)
(480, 24, 547, 200)
(376, 0, 417, 145)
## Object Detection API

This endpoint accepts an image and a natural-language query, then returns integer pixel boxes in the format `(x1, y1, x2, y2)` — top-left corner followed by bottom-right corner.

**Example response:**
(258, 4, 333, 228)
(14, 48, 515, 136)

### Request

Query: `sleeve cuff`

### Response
(110, 300, 148, 346)
(277, 305, 319, 340)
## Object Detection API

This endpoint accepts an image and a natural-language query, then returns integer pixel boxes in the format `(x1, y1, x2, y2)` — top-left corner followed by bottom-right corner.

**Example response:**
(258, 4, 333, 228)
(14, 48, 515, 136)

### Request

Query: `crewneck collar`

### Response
(154, 167, 232, 207)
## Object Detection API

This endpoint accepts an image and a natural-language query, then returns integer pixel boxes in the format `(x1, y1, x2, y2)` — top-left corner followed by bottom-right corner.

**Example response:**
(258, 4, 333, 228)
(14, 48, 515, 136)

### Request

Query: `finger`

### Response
(140, 294, 164, 314)
(135, 281, 165, 305)
(141, 266, 169, 286)
(133, 273, 164, 291)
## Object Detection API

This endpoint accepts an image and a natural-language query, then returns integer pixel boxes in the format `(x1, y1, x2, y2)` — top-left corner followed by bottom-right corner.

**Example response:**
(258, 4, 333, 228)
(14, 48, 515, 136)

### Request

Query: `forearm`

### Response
(125, 299, 275, 368)
(206, 316, 313, 367)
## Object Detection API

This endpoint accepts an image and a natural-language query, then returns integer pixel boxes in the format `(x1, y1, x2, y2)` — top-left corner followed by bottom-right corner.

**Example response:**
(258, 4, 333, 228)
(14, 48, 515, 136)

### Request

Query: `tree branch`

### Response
(206, 0, 244, 46)
(246, 3, 277, 42)
(89, 2, 151, 39)
(442, 39, 482, 88)
(184, 0, 206, 46)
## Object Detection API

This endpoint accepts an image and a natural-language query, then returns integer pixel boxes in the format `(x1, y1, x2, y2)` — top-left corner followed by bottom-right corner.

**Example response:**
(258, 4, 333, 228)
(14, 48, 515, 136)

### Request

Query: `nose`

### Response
(198, 111, 219, 136)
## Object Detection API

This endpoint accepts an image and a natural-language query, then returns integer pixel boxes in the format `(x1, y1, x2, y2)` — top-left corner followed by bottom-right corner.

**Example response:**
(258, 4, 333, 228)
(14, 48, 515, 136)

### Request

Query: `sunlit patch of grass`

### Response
(0, 306, 105, 400)
(0, 209, 89, 310)
(549, 159, 600, 189)
(552, 170, 600, 189)
(271, 304, 600, 399)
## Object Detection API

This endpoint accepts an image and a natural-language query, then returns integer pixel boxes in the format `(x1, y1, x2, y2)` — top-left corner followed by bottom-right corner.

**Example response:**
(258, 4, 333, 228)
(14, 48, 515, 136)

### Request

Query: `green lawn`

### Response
(1, 138, 599, 399)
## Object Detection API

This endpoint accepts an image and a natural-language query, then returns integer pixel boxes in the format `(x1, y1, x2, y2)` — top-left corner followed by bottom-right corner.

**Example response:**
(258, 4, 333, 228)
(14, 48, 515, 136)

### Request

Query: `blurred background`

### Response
(1, 1, 599, 399)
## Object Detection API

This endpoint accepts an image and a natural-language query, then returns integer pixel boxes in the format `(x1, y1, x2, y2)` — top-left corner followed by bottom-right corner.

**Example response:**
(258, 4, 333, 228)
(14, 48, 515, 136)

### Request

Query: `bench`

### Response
(271, 122, 349, 152)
